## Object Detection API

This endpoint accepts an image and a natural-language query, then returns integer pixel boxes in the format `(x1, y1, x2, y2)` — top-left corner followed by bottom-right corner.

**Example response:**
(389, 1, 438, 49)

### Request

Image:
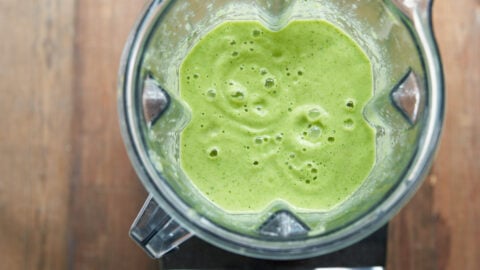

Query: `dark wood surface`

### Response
(0, 0, 478, 269)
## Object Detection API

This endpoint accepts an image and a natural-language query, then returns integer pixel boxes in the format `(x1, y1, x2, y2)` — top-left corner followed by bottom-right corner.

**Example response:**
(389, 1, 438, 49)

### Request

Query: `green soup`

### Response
(179, 20, 375, 213)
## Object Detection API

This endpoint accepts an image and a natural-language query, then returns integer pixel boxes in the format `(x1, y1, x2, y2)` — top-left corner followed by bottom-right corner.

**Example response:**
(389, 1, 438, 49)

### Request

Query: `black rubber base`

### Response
(161, 225, 388, 269)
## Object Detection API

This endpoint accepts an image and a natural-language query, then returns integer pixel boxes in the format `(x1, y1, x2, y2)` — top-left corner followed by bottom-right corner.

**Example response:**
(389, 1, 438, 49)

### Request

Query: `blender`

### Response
(118, 0, 444, 267)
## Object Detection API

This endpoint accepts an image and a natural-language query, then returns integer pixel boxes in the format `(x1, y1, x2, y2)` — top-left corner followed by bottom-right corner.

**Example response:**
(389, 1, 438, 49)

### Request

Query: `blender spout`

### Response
(255, 0, 295, 31)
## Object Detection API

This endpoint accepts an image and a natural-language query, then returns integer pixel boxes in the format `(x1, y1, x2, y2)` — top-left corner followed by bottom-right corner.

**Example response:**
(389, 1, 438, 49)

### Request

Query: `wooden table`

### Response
(0, 0, 478, 269)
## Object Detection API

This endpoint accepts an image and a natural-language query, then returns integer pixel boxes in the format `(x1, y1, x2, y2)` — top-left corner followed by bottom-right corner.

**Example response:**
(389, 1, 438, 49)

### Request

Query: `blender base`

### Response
(160, 225, 387, 270)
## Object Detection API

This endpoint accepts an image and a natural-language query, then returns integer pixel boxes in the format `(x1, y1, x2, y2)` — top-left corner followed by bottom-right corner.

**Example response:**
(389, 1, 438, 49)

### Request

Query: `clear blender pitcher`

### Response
(118, 0, 444, 260)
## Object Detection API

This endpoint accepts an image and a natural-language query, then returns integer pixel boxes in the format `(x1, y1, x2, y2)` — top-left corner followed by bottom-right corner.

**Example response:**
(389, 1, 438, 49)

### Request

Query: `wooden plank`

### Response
(387, 0, 480, 269)
(0, 1, 75, 269)
(69, 0, 158, 269)
(0, 0, 158, 269)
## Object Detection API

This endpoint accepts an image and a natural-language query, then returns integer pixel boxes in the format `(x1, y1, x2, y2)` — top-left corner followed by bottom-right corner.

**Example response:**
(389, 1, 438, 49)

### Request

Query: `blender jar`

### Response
(118, 0, 444, 260)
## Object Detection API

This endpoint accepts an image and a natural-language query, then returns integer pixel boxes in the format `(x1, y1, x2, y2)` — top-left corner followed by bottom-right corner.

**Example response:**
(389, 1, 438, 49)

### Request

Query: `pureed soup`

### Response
(179, 20, 375, 213)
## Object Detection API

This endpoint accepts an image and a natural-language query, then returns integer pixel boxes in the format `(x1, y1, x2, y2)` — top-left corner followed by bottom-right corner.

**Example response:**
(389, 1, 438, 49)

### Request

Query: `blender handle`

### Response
(130, 194, 193, 259)
(391, 0, 433, 20)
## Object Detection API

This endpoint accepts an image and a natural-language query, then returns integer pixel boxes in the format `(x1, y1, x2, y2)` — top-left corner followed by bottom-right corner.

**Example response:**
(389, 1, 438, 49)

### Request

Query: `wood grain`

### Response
(0, 0, 478, 269)
(387, 0, 480, 269)
(0, 1, 75, 269)
(0, 0, 156, 269)
(68, 1, 157, 269)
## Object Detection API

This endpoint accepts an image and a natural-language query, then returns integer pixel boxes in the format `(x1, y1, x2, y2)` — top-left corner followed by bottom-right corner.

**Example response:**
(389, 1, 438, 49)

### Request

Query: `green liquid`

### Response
(179, 20, 375, 213)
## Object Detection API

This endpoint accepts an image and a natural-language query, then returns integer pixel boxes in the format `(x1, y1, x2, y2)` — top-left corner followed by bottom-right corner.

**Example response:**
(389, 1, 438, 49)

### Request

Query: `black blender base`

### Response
(160, 225, 387, 269)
